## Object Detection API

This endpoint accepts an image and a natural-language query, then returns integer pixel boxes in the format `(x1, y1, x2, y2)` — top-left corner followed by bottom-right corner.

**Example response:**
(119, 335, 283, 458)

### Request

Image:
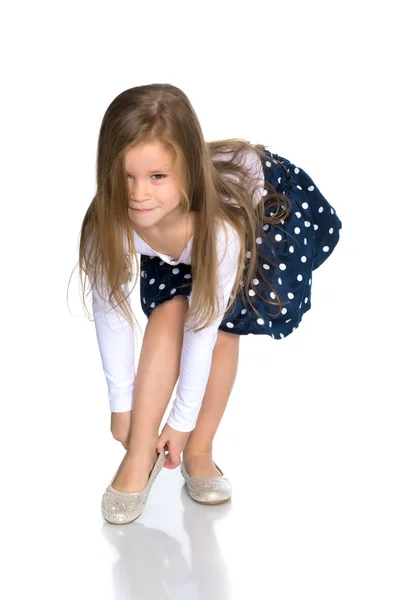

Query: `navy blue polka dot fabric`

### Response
(140, 147, 342, 339)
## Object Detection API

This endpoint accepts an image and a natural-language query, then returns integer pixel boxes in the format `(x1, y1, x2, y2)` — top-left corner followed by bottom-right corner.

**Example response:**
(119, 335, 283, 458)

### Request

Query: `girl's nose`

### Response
(130, 182, 151, 201)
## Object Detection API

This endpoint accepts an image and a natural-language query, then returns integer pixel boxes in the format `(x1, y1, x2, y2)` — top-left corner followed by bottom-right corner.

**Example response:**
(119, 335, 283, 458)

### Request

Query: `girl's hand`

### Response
(110, 410, 132, 450)
(156, 423, 191, 469)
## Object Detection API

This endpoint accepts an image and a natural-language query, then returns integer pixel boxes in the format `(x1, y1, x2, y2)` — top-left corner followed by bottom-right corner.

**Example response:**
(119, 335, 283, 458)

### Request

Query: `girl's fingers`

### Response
(157, 440, 167, 454)
(167, 453, 180, 469)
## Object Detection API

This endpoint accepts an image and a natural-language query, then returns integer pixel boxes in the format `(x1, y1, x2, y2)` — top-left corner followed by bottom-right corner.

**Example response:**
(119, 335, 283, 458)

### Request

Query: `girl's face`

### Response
(124, 139, 186, 232)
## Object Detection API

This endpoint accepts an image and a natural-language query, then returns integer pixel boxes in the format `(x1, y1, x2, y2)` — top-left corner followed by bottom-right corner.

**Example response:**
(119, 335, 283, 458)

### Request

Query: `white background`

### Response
(1, 1, 399, 598)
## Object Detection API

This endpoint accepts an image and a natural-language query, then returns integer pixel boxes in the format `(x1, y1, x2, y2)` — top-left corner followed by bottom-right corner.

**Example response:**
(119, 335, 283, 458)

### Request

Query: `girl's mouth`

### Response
(132, 208, 154, 214)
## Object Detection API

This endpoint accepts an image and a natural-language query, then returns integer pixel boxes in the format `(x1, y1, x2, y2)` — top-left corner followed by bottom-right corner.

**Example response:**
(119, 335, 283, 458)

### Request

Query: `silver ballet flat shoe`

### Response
(101, 449, 166, 524)
(180, 459, 232, 504)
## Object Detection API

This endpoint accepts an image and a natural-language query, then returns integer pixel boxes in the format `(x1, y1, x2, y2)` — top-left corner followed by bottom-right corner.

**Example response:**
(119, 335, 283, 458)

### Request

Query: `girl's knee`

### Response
(153, 295, 189, 315)
(216, 329, 240, 346)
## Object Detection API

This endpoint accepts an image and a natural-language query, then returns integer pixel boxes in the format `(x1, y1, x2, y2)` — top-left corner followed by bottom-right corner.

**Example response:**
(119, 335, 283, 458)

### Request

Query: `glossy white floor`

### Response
(8, 256, 398, 600)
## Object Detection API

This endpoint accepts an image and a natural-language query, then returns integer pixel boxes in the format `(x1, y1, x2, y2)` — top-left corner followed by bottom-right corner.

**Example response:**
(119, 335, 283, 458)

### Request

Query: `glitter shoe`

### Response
(101, 449, 166, 524)
(180, 459, 232, 504)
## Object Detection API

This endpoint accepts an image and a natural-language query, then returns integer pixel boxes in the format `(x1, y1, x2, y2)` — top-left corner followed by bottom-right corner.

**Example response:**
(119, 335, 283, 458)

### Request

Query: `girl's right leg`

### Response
(111, 295, 189, 493)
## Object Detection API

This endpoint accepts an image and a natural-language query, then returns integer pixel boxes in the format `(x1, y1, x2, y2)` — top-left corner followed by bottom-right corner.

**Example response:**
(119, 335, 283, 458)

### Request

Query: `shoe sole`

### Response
(187, 494, 232, 505)
(103, 512, 142, 525)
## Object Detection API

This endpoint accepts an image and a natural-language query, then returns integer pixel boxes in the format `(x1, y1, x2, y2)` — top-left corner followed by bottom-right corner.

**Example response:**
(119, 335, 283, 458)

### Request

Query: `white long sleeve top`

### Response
(91, 146, 265, 432)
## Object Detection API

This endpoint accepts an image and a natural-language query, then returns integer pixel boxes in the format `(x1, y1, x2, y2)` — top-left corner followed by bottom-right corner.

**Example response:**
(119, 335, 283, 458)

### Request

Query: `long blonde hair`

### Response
(73, 83, 292, 334)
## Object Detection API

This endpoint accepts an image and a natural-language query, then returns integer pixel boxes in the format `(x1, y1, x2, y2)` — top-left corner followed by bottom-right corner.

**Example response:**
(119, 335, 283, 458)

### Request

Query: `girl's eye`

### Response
(126, 174, 166, 180)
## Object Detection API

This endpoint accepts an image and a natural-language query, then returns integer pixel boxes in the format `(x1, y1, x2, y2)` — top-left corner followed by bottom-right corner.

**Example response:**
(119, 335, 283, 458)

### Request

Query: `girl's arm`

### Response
(166, 221, 241, 432)
(91, 275, 136, 413)
(165, 146, 264, 433)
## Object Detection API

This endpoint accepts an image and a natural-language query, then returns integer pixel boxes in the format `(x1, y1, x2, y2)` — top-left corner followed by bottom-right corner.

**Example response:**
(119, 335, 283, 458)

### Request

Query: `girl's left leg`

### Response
(182, 329, 240, 477)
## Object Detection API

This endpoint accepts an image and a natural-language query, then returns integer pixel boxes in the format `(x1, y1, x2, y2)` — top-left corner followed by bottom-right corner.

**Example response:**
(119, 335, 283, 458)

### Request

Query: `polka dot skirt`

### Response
(140, 147, 342, 339)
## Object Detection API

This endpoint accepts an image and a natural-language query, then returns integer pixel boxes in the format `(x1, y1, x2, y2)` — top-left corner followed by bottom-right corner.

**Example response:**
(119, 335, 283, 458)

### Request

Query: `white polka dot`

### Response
(262, 188, 268, 196)
(150, 302, 155, 308)
(266, 160, 272, 167)
(263, 224, 269, 231)
(302, 202, 309, 209)
(278, 277, 282, 285)
(269, 321, 272, 327)
(257, 318, 264, 325)
(143, 297, 146, 303)
(281, 308, 287, 315)
(329, 227, 334, 234)
(314, 224, 319, 230)
(252, 278, 259, 285)
(272, 334, 275, 339)
(289, 246, 294, 253)
(295, 211, 301, 218)
(184, 274, 191, 279)
(304, 238, 307, 245)
(308, 185, 314, 191)
(226, 322, 234, 328)
(299, 302, 302, 309)
(263, 263, 270, 270)
(304, 221, 311, 227)
(318, 206, 324, 213)
(309, 278, 311, 284)
(241, 308, 247, 314)
(275, 234, 282, 241)
(246, 251, 251, 258)
(278, 177, 281, 184)
(294, 167, 299, 174)
(296, 185, 302, 190)
(294, 227, 301, 234)
(331, 208, 335, 214)
(256, 237, 262, 244)
(159, 283, 166, 290)
(170, 288, 176, 294)
(288, 292, 294, 299)
(270, 292, 276, 299)
(149, 278, 155, 284)
(323, 246, 330, 252)
(249, 289, 256, 296)
(304, 297, 308, 303)
(279, 263, 286, 270)
(141, 270, 145, 277)
(280, 333, 285, 339)
(160, 261, 165, 265)
(297, 274, 303, 281)
(285, 319, 292, 323)
(172, 268, 180, 274)
(301, 256, 307, 263)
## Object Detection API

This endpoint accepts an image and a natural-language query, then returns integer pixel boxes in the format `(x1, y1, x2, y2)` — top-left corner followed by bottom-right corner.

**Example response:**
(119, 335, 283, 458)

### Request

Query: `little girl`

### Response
(78, 83, 342, 524)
